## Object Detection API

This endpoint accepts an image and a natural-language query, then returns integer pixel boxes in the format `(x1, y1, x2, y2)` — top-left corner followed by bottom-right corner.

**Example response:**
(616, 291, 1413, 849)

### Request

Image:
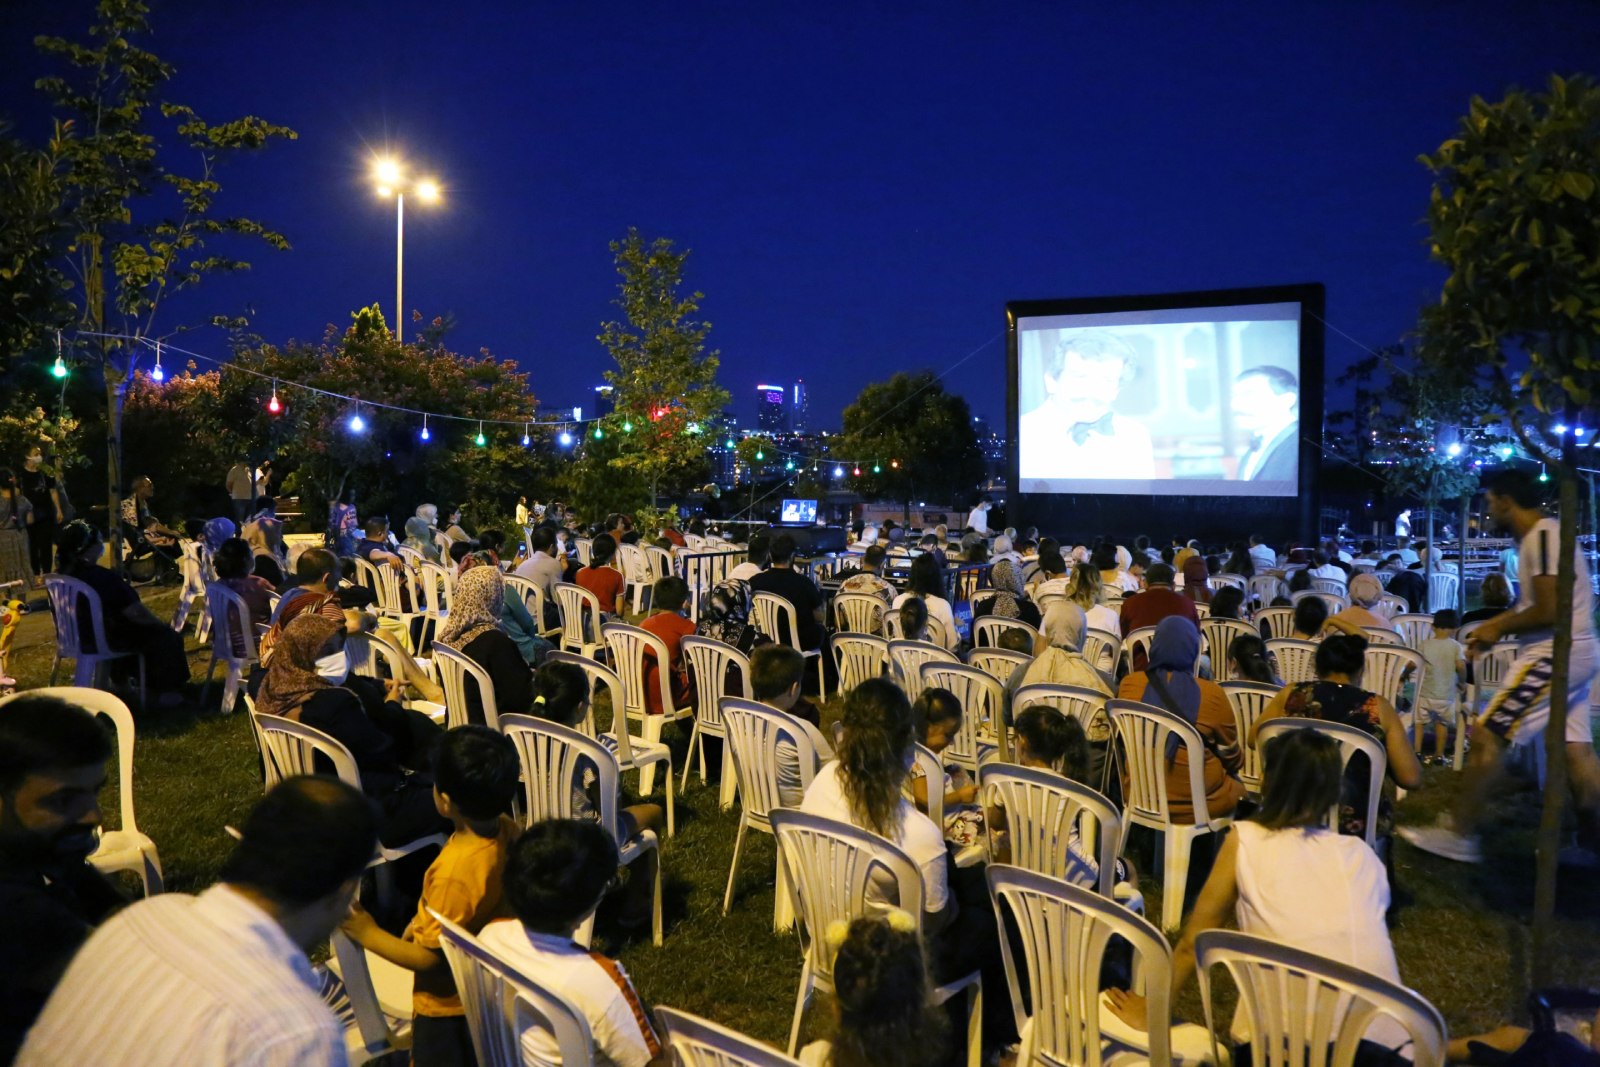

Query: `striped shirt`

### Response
(1516, 517, 1595, 648)
(18, 885, 345, 1067)
(476, 921, 660, 1067)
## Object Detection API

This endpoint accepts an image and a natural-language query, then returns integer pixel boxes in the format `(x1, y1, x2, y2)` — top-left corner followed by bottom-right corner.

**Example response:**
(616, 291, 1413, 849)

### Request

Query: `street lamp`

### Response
(371, 156, 442, 336)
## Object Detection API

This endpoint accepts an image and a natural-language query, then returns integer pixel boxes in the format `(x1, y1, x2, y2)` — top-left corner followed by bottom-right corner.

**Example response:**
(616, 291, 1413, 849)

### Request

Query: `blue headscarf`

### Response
(1140, 615, 1203, 760)
(202, 516, 236, 555)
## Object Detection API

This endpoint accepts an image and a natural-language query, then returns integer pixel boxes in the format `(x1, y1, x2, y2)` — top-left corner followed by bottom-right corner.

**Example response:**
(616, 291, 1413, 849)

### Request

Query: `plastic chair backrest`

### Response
(1109, 699, 1222, 828)
(1428, 571, 1460, 613)
(541, 650, 615, 740)
(1362, 645, 1423, 710)
(396, 546, 424, 569)
(1250, 574, 1289, 605)
(500, 714, 624, 844)
(1122, 625, 1159, 668)
(1200, 617, 1258, 681)
(921, 662, 1007, 766)
(603, 622, 677, 720)
(432, 643, 501, 731)
(1473, 641, 1520, 695)
(1211, 573, 1249, 592)
(1266, 638, 1321, 686)
(832, 633, 889, 694)
(908, 742, 947, 827)
(833, 592, 887, 634)
(769, 809, 923, 989)
(723, 698, 816, 825)
(1311, 577, 1349, 597)
(204, 582, 259, 663)
(1392, 613, 1435, 650)
(252, 711, 361, 790)
(1196, 928, 1447, 1067)
(43, 574, 114, 660)
(352, 556, 383, 600)
(752, 592, 806, 651)
(1082, 628, 1121, 675)
(967, 647, 1032, 687)
(1257, 717, 1386, 847)
(1256, 606, 1296, 640)
(973, 616, 1040, 650)
(555, 583, 603, 648)
(574, 537, 594, 567)
(0, 687, 141, 840)
(345, 633, 409, 683)
(655, 1006, 803, 1067)
(887, 639, 958, 702)
(1362, 627, 1404, 646)
(1293, 589, 1349, 615)
(979, 764, 1119, 895)
(431, 908, 597, 1067)
(417, 561, 455, 619)
(988, 865, 1175, 1067)
(681, 635, 753, 728)
(616, 542, 651, 585)
(645, 545, 674, 583)
(1221, 681, 1281, 795)
(1012, 683, 1108, 736)
(502, 573, 541, 621)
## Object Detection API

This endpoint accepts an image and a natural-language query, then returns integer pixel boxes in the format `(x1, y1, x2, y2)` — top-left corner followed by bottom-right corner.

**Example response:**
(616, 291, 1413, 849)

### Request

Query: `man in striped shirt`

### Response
(19, 777, 380, 1066)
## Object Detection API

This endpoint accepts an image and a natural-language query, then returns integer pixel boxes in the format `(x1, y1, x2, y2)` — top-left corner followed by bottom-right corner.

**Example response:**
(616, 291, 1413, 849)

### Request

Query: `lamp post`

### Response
(372, 157, 441, 336)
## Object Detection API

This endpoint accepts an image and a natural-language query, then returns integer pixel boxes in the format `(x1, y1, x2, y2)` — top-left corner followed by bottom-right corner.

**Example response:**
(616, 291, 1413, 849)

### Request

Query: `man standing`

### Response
(1400, 468, 1600, 866)
(1018, 331, 1155, 481)
(225, 456, 256, 526)
(1232, 365, 1300, 483)
(18, 446, 63, 581)
(0, 694, 124, 1063)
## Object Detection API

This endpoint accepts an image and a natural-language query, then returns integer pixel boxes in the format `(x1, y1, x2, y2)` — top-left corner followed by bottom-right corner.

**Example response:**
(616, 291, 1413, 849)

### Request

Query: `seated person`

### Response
(355, 516, 406, 570)
(1323, 573, 1395, 636)
(455, 548, 550, 667)
(639, 576, 695, 716)
(909, 688, 982, 849)
(974, 558, 1041, 629)
(750, 533, 825, 651)
(212, 537, 276, 660)
(1207, 586, 1247, 621)
(118, 476, 180, 555)
(341, 725, 521, 1063)
(402, 516, 442, 563)
(752, 644, 833, 808)
(576, 533, 626, 617)
(797, 913, 947, 1067)
(477, 821, 666, 1067)
(838, 544, 895, 601)
(891, 554, 958, 650)
(1288, 595, 1328, 641)
(435, 564, 535, 721)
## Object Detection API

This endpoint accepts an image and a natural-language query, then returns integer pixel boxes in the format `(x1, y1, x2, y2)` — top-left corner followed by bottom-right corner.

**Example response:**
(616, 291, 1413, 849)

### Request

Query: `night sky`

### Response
(4, 2, 1599, 431)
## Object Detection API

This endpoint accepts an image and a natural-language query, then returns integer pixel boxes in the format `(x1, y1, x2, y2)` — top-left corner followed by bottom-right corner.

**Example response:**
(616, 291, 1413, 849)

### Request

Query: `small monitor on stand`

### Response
(780, 499, 817, 525)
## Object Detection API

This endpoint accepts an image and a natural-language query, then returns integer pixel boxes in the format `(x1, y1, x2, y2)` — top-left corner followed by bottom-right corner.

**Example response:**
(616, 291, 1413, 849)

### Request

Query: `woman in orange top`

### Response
(574, 532, 625, 615)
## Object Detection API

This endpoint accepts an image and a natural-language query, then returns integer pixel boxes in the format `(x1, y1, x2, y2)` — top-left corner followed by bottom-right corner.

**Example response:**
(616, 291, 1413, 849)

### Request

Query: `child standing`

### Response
(1417, 609, 1467, 764)
(340, 725, 522, 1066)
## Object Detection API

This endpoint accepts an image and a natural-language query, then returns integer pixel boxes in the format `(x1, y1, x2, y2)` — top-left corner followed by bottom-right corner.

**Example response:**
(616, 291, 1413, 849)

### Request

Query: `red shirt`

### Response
(662, 529, 687, 548)
(639, 611, 696, 715)
(576, 564, 625, 614)
(1119, 587, 1199, 669)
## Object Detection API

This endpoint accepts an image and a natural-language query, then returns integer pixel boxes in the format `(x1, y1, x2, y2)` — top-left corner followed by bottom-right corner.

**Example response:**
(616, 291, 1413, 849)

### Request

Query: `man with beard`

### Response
(0, 694, 122, 1062)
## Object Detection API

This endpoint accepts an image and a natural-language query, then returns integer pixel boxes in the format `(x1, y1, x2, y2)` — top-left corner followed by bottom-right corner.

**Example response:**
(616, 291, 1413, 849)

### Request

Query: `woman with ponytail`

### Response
(1226, 633, 1279, 686)
(799, 912, 947, 1067)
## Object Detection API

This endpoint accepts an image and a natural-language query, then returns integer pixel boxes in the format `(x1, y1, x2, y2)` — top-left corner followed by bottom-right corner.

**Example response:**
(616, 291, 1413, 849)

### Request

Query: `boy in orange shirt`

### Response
(341, 725, 521, 1065)
(639, 576, 696, 716)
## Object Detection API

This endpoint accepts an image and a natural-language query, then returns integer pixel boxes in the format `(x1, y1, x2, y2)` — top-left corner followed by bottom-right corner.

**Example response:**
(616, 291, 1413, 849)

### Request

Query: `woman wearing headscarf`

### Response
(457, 549, 550, 666)
(434, 563, 534, 722)
(1013, 602, 1112, 701)
(402, 516, 441, 563)
(1116, 615, 1245, 824)
(973, 557, 1041, 628)
(1180, 554, 1213, 605)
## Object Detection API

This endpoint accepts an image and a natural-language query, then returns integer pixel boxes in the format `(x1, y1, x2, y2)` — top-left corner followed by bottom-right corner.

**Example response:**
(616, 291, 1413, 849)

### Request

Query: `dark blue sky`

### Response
(5, 2, 1598, 430)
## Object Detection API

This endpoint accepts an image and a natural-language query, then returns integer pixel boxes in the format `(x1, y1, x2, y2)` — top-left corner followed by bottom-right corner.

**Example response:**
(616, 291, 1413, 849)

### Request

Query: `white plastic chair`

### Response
(1196, 929, 1448, 1067)
(1221, 681, 1281, 796)
(328, 929, 413, 1064)
(252, 712, 445, 909)
(1362, 627, 1405, 646)
(548, 652, 676, 836)
(499, 714, 664, 947)
(432, 909, 598, 1067)
(722, 698, 817, 929)
(504, 574, 562, 640)
(432, 643, 502, 731)
(1200, 617, 1258, 682)
(1211, 573, 1249, 593)
(200, 582, 257, 713)
(1293, 589, 1349, 615)
(1257, 717, 1387, 849)
(769, 810, 983, 1064)
(1082, 627, 1121, 677)
(603, 622, 696, 789)
(832, 632, 889, 695)
(574, 537, 594, 567)
(888, 638, 959, 703)
(1109, 700, 1235, 933)
(833, 591, 887, 635)
(44, 574, 147, 704)
(1470, 640, 1521, 716)
(170, 543, 207, 635)
(1267, 638, 1321, 685)
(884, 608, 953, 648)
(1249, 574, 1289, 605)
(1121, 625, 1159, 672)
(921, 661, 1009, 768)
(1363, 645, 1423, 715)
(1311, 576, 1349, 598)
(752, 592, 827, 698)
(967, 647, 1032, 689)
(617, 542, 654, 615)
(973, 616, 1040, 651)
(1390, 613, 1434, 650)
(554, 582, 605, 658)
(1255, 605, 1296, 640)
(680, 635, 752, 807)
(979, 764, 1120, 897)
(1427, 571, 1460, 613)
(0, 687, 163, 895)
(416, 560, 455, 637)
(656, 1006, 803, 1067)
(987, 866, 1192, 1067)
(1374, 591, 1408, 619)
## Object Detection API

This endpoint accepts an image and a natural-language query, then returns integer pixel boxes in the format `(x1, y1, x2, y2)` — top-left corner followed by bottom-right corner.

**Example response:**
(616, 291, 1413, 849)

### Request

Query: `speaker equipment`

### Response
(765, 524, 847, 556)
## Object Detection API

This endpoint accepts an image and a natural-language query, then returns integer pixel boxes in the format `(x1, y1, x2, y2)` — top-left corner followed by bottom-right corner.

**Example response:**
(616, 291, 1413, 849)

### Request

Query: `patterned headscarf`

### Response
(988, 558, 1024, 619)
(256, 614, 341, 719)
(1141, 615, 1203, 760)
(436, 564, 505, 650)
(203, 516, 236, 555)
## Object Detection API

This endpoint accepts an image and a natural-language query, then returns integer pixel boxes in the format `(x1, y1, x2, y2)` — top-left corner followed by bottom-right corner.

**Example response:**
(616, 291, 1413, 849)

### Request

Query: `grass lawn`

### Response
(14, 583, 1600, 1048)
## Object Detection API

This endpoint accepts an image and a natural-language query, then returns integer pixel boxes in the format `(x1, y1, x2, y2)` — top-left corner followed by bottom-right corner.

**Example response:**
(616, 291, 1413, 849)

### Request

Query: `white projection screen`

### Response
(1012, 298, 1308, 497)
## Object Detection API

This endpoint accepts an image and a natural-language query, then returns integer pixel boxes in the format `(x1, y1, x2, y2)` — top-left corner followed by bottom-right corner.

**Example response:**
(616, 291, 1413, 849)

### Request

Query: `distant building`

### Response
(593, 384, 615, 418)
(756, 384, 786, 434)
(792, 379, 809, 434)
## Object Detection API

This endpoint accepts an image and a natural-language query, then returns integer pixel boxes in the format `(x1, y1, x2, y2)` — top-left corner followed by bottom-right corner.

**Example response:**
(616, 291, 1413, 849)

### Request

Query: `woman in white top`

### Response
(1066, 562, 1122, 637)
(1108, 727, 1409, 1058)
(890, 553, 959, 649)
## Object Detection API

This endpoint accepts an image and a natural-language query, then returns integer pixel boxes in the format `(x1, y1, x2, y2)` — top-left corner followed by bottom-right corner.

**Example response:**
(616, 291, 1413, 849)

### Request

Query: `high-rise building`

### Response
(792, 379, 809, 434)
(592, 384, 615, 418)
(756, 384, 786, 434)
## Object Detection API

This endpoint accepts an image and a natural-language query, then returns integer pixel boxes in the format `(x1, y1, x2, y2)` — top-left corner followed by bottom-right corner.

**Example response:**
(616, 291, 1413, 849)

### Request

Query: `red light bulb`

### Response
(267, 394, 281, 414)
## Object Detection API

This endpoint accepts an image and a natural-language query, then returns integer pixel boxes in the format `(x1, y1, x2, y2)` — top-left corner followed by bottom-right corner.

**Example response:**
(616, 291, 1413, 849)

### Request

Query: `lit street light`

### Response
(371, 155, 442, 336)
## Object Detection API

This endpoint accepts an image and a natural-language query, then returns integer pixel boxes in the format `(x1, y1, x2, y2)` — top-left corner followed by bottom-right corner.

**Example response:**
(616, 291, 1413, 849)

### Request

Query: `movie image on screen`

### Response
(1014, 301, 1302, 497)
(781, 499, 818, 524)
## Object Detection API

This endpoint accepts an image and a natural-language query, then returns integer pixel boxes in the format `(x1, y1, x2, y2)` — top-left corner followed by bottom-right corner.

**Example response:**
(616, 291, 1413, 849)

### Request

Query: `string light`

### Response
(890, 459, 899, 469)
(475, 421, 487, 447)
(853, 465, 861, 477)
(558, 429, 573, 447)
(267, 379, 282, 414)
(522, 422, 531, 447)
(348, 410, 366, 434)
(872, 461, 881, 473)
(786, 459, 794, 471)
(833, 465, 843, 478)
(52, 332, 67, 379)
(594, 425, 604, 440)
(755, 449, 764, 461)
(150, 340, 165, 382)
(725, 438, 736, 450)
(420, 414, 430, 441)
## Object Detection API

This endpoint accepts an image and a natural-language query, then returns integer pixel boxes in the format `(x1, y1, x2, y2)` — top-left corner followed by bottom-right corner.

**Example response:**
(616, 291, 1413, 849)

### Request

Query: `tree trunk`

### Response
(105, 363, 128, 571)
(1459, 493, 1470, 617)
(1531, 426, 1578, 988)
(1424, 482, 1436, 610)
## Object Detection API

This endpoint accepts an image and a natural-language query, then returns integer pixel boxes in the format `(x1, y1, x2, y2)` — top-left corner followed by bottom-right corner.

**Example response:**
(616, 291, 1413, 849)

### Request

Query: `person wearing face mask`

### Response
(256, 615, 446, 847)
(0, 694, 124, 1063)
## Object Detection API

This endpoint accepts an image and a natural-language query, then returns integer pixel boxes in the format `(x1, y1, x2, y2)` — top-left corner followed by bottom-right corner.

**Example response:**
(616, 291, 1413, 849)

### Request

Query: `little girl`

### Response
(909, 688, 983, 850)
(799, 911, 947, 1067)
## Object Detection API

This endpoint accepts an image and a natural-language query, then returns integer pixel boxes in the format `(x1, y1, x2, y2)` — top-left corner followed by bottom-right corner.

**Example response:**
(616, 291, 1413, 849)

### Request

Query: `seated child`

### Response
(752, 644, 834, 807)
(340, 724, 522, 1065)
(909, 688, 983, 849)
(479, 819, 666, 1067)
(797, 911, 948, 1067)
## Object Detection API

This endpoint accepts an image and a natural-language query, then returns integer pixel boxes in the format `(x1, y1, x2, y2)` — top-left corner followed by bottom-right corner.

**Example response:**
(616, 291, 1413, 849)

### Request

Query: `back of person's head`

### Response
(589, 533, 617, 566)
(1482, 466, 1543, 509)
(750, 643, 805, 702)
(837, 678, 914, 837)
(1316, 634, 1369, 679)
(1227, 634, 1276, 685)
(651, 575, 689, 614)
(1013, 705, 1089, 781)
(479, 529, 506, 553)
(1360, 539, 1377, 555)
(1348, 573, 1383, 608)
(993, 534, 1013, 556)
(219, 776, 378, 906)
(746, 531, 771, 566)
(918, 533, 938, 549)
(213, 537, 254, 580)
(912, 687, 961, 743)
(448, 540, 473, 565)
(1144, 562, 1175, 586)
(434, 725, 519, 820)
(828, 913, 945, 1067)
(530, 526, 556, 554)
(1287, 569, 1312, 593)
(1292, 596, 1328, 635)
(532, 661, 589, 727)
(897, 596, 929, 641)
(907, 553, 943, 598)
(503, 819, 619, 935)
(1480, 572, 1512, 609)
(363, 516, 389, 538)
(1255, 729, 1343, 831)
(998, 627, 1032, 654)
(0, 693, 111, 794)
(862, 544, 887, 571)
(1037, 550, 1066, 578)
(1090, 544, 1118, 571)
(296, 547, 340, 587)
(1209, 586, 1245, 619)
(770, 533, 797, 565)
(1432, 609, 1460, 631)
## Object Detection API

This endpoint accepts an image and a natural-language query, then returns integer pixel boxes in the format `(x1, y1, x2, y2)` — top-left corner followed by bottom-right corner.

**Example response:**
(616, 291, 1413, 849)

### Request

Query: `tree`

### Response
(593, 229, 730, 506)
(32, 0, 295, 563)
(835, 371, 985, 516)
(0, 127, 74, 376)
(1420, 73, 1600, 984)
